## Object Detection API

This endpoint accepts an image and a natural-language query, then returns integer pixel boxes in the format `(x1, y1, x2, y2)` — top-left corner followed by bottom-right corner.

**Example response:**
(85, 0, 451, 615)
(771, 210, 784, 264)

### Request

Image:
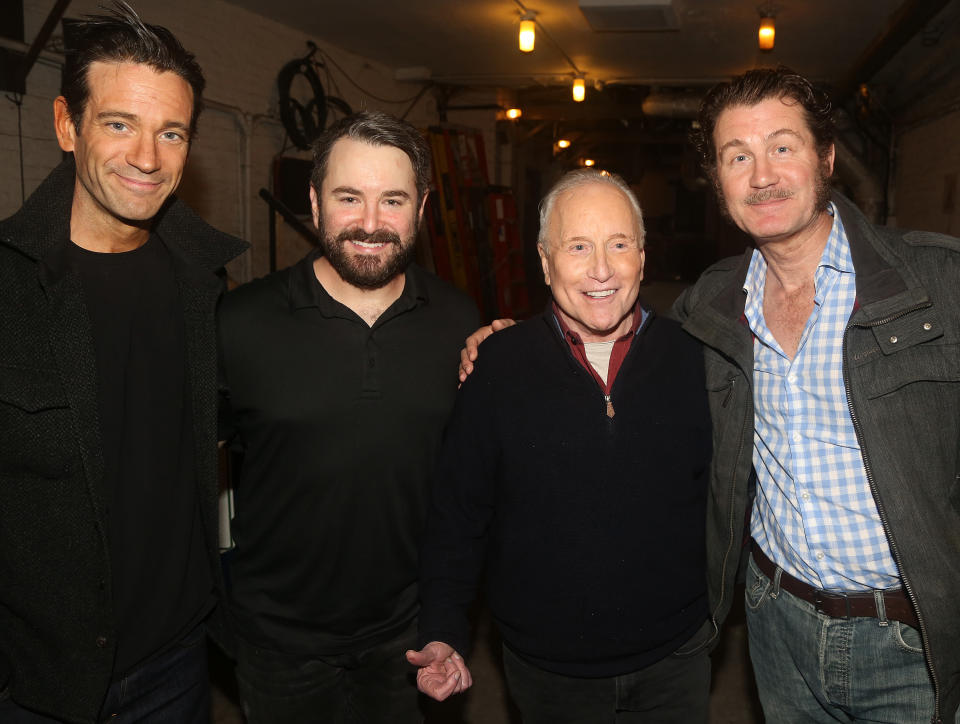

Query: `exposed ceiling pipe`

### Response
(641, 91, 702, 119)
(18, 0, 71, 90)
(838, 0, 951, 98)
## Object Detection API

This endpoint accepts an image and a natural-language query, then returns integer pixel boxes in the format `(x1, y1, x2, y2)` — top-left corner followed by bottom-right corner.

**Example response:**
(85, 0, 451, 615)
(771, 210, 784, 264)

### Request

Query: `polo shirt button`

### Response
(96, 635, 108, 648)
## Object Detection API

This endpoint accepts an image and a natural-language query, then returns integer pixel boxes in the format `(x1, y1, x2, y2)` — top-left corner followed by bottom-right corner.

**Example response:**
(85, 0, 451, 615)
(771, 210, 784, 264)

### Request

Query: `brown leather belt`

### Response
(751, 541, 920, 629)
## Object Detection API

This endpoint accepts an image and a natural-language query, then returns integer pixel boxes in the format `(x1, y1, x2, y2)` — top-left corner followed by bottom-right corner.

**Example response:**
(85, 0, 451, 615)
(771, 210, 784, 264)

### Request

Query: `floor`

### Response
(210, 590, 763, 723)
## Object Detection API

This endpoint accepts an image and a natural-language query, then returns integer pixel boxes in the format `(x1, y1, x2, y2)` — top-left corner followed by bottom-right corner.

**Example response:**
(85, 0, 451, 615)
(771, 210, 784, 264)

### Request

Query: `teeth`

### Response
(353, 241, 385, 248)
(586, 290, 615, 298)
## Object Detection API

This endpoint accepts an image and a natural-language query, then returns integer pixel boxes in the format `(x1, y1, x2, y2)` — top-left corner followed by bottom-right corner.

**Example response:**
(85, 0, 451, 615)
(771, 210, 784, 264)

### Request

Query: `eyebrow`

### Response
(718, 127, 803, 157)
(564, 232, 634, 243)
(330, 186, 411, 200)
(95, 110, 190, 133)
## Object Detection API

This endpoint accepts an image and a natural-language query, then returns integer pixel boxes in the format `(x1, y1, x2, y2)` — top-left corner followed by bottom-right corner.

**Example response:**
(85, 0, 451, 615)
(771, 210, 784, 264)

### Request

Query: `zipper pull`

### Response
(605, 394, 615, 418)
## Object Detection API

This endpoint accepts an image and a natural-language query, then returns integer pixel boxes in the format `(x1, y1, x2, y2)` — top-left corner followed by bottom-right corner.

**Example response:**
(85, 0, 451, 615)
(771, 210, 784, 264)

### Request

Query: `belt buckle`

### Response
(813, 589, 851, 619)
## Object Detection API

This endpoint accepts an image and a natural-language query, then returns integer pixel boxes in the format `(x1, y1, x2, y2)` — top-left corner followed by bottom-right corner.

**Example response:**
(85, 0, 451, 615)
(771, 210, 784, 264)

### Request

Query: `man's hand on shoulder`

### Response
(405, 641, 473, 701)
(458, 318, 517, 384)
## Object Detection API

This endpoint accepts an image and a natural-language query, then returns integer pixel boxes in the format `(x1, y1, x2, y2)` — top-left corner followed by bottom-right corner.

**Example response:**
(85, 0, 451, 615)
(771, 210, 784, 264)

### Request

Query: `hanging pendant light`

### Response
(572, 74, 586, 103)
(758, 15, 775, 50)
(519, 12, 536, 53)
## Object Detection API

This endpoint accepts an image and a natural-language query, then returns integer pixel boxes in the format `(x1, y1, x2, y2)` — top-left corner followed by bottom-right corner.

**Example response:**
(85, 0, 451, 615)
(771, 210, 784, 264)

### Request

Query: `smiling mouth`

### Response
(585, 289, 616, 298)
(117, 174, 162, 191)
(351, 240, 386, 249)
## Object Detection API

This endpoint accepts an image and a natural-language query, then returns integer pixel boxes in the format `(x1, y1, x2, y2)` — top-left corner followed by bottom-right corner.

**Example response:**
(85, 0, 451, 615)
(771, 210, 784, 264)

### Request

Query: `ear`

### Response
(638, 248, 646, 283)
(824, 143, 836, 177)
(309, 186, 321, 229)
(53, 97, 77, 153)
(417, 190, 429, 226)
(538, 243, 551, 286)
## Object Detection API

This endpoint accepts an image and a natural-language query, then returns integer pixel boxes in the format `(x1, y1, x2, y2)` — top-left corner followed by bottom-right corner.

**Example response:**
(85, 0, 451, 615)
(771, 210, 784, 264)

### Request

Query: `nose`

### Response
(588, 247, 613, 282)
(750, 154, 778, 188)
(360, 202, 381, 233)
(126, 134, 159, 174)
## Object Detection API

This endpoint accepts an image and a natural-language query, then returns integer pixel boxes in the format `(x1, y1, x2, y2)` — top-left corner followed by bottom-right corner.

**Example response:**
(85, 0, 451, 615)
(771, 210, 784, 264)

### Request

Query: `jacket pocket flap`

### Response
(0, 366, 69, 412)
(870, 308, 944, 354)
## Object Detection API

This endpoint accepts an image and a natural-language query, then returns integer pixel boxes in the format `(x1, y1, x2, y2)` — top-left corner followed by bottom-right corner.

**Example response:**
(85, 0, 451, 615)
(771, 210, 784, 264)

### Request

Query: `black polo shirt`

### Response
(218, 253, 479, 654)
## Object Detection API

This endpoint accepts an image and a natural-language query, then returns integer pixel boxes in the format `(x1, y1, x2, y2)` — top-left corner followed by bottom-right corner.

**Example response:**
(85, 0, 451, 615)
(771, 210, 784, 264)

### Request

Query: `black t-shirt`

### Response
(67, 235, 212, 675)
(218, 255, 480, 654)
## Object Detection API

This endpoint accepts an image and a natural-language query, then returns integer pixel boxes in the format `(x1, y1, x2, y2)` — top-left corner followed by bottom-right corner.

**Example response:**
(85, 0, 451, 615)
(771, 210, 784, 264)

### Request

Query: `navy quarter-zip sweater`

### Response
(418, 309, 712, 677)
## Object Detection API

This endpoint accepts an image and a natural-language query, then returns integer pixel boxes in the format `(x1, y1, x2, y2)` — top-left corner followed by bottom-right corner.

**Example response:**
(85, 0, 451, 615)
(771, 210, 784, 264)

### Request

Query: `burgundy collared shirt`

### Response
(551, 301, 646, 415)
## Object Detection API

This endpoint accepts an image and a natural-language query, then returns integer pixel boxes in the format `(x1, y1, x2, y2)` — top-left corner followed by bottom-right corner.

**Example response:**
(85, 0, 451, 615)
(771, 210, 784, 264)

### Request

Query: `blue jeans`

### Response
(235, 620, 421, 724)
(0, 624, 210, 723)
(501, 619, 713, 724)
(745, 553, 957, 723)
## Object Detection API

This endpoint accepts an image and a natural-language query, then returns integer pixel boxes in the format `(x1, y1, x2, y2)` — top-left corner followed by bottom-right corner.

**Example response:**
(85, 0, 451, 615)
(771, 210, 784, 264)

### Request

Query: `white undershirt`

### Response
(583, 340, 615, 385)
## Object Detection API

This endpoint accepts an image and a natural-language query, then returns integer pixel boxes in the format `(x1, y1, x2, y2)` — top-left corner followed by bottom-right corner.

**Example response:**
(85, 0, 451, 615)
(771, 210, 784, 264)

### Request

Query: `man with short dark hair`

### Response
(408, 169, 714, 723)
(0, 3, 246, 722)
(218, 110, 479, 723)
(676, 67, 960, 723)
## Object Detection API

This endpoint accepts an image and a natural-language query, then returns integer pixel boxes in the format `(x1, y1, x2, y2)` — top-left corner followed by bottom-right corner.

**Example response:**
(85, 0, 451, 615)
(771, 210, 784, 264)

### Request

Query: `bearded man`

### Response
(217, 111, 479, 723)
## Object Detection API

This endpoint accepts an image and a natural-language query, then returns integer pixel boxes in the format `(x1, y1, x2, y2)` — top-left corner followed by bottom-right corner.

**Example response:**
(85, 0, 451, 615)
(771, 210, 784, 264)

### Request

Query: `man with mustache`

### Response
(676, 67, 960, 724)
(0, 3, 246, 722)
(217, 111, 479, 723)
(460, 67, 960, 723)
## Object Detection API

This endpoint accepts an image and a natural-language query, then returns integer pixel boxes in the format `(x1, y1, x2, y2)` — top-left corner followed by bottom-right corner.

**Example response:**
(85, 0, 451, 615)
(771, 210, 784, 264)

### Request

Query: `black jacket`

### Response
(0, 158, 247, 722)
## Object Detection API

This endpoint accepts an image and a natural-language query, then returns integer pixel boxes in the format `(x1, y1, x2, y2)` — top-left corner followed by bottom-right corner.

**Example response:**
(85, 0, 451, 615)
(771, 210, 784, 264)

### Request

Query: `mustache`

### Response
(333, 227, 402, 246)
(744, 188, 793, 205)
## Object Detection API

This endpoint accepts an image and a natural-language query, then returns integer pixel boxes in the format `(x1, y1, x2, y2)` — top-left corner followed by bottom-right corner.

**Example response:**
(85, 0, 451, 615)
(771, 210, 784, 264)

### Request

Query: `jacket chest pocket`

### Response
(849, 306, 959, 399)
(0, 366, 77, 479)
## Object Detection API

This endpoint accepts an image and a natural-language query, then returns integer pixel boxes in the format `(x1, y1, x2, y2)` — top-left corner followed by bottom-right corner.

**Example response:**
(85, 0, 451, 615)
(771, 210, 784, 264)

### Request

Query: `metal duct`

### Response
(641, 91, 702, 118)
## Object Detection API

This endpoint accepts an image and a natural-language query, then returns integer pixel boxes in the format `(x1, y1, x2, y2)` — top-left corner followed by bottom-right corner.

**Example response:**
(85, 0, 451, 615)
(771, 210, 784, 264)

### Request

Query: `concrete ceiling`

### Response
(221, 0, 946, 95)
(218, 0, 959, 190)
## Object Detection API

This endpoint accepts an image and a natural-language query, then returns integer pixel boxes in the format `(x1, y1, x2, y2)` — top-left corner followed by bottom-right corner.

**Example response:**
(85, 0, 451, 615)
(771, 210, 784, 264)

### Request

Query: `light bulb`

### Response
(572, 76, 586, 103)
(519, 18, 535, 53)
(758, 17, 775, 50)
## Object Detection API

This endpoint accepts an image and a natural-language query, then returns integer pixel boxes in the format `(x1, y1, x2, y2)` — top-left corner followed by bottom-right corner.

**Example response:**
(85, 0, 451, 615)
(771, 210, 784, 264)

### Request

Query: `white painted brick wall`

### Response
(3, 0, 496, 283)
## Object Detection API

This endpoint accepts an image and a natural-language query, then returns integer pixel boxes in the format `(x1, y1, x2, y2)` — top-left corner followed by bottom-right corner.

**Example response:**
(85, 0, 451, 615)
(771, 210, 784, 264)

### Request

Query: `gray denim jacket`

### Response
(673, 191, 960, 723)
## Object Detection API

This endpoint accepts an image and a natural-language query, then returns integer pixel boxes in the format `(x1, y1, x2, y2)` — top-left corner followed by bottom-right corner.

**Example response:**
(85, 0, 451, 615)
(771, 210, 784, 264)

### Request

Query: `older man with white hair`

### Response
(406, 169, 714, 723)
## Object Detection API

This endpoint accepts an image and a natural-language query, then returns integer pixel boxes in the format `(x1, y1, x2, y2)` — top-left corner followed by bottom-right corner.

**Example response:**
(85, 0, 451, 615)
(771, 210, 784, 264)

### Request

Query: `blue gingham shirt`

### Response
(745, 203, 901, 592)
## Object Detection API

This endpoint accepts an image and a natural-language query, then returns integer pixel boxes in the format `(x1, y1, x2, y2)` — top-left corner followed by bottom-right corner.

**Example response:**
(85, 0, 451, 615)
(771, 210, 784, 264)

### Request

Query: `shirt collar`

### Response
(550, 298, 648, 346)
(290, 250, 429, 316)
(743, 201, 852, 299)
